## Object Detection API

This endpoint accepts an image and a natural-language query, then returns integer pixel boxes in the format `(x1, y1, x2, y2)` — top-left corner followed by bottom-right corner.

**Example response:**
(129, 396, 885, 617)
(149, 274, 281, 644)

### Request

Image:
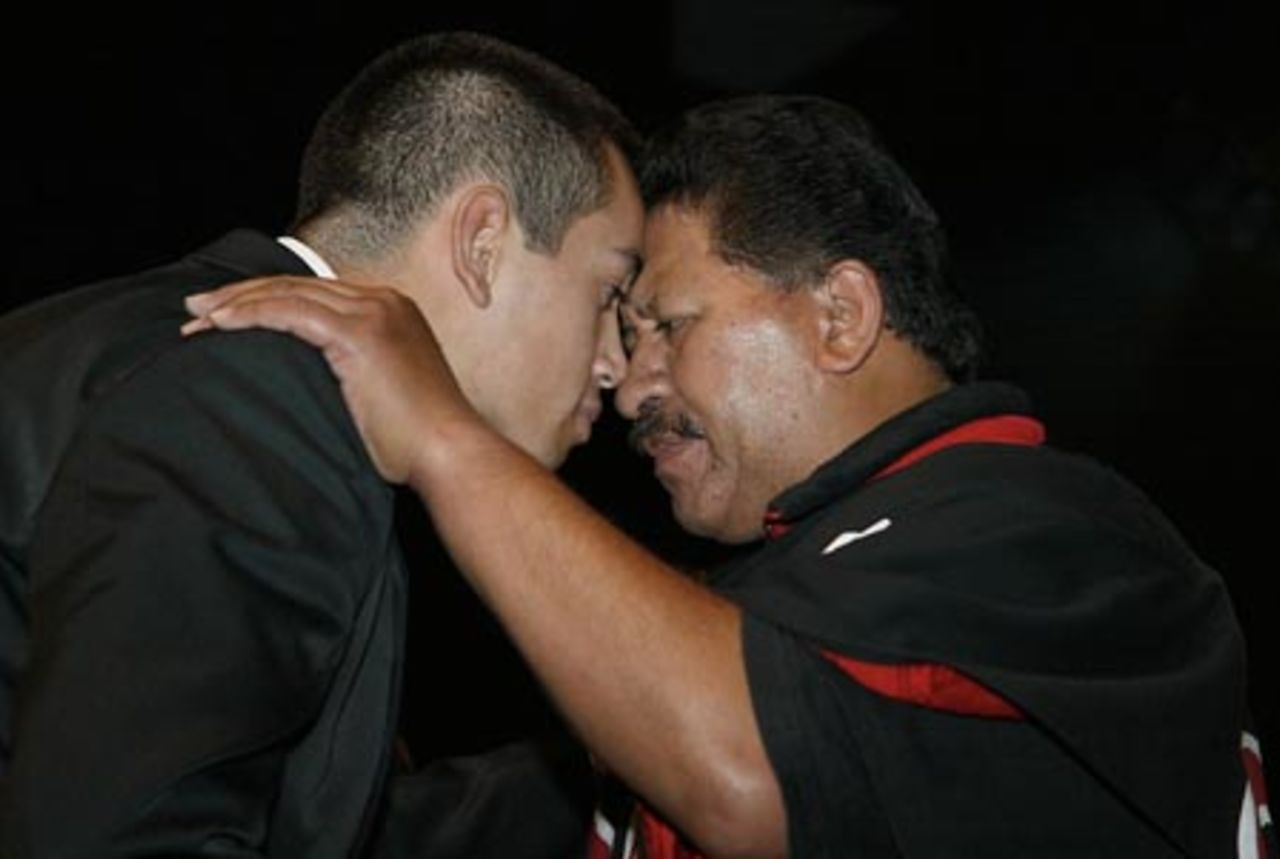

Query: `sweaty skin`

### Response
(184, 280, 788, 859)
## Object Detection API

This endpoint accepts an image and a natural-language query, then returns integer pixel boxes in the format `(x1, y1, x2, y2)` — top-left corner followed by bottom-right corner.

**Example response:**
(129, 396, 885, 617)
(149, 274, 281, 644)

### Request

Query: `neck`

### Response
(809, 335, 952, 474)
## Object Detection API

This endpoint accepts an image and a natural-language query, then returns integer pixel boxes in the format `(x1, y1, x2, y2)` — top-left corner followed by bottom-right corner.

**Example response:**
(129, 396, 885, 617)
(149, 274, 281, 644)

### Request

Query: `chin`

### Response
(536, 443, 569, 470)
(672, 498, 757, 545)
(542, 432, 581, 470)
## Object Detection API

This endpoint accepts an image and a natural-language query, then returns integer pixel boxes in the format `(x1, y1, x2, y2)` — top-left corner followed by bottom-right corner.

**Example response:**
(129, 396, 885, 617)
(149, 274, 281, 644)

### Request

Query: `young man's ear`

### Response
(451, 185, 511, 309)
(814, 259, 884, 374)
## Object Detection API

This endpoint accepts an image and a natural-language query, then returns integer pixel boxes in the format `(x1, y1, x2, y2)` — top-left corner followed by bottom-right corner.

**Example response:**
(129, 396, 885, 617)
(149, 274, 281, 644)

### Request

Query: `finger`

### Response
(179, 316, 214, 336)
(185, 276, 298, 315)
(197, 293, 355, 353)
(185, 276, 367, 316)
(191, 280, 380, 327)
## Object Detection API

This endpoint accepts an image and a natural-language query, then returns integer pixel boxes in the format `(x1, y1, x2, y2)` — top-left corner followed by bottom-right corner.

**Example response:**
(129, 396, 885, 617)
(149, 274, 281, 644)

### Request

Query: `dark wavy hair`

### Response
(640, 95, 983, 381)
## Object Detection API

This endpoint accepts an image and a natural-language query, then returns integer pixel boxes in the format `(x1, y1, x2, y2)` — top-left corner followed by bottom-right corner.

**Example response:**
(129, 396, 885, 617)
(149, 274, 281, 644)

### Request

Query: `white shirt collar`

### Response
(276, 235, 337, 279)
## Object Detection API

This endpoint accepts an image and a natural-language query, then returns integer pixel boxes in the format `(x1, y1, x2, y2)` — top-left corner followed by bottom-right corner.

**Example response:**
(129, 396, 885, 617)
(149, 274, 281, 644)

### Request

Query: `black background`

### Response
(7, 0, 1276, 787)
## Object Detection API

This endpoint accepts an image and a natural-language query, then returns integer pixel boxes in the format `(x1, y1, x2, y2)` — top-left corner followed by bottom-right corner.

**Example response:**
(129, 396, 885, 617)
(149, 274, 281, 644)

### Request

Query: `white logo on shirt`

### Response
(821, 518, 892, 555)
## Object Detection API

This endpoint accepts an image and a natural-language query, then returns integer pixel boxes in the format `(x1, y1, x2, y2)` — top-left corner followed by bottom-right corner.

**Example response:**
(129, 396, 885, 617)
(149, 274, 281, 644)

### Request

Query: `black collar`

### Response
(767, 382, 1036, 526)
(188, 229, 316, 279)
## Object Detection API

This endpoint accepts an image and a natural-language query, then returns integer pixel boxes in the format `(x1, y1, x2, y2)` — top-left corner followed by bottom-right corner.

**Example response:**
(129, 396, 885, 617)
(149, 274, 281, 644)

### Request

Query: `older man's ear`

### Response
(813, 259, 884, 374)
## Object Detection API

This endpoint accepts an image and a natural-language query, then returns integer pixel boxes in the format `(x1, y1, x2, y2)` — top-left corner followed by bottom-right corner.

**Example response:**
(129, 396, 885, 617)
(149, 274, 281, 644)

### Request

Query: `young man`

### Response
(185, 95, 1272, 857)
(0, 31, 641, 858)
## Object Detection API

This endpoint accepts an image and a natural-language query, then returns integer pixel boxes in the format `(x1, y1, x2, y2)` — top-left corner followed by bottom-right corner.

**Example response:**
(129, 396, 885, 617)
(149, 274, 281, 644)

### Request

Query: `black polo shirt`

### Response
(716, 382, 1248, 857)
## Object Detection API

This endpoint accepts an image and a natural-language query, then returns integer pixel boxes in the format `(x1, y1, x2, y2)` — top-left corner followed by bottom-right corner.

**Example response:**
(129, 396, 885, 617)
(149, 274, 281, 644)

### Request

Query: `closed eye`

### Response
(618, 308, 690, 356)
(601, 283, 628, 312)
(655, 316, 689, 337)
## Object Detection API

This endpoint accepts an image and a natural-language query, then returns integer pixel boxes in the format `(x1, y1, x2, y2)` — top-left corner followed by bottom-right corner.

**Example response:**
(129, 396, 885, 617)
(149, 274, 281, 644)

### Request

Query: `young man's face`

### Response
(484, 146, 644, 468)
(617, 204, 827, 543)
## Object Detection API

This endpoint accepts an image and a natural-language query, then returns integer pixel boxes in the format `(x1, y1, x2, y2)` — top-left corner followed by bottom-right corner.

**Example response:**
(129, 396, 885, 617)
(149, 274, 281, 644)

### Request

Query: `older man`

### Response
(0, 31, 640, 858)
(186, 95, 1270, 857)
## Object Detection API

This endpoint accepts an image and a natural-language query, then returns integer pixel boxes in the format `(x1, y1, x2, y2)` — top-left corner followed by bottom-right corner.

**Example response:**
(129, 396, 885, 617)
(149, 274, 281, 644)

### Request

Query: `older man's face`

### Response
(616, 204, 826, 543)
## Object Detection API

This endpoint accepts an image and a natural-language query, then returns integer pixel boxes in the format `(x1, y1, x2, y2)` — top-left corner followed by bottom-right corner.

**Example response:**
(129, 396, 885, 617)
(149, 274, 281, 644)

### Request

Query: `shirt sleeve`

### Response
(740, 612, 900, 859)
(0, 330, 390, 857)
(740, 612, 1185, 857)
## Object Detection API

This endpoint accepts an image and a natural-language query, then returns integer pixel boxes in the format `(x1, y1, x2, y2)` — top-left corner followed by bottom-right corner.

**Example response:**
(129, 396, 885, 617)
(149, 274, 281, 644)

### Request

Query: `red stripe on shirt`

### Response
(585, 832, 611, 859)
(1242, 733, 1273, 856)
(873, 413, 1046, 481)
(821, 651, 1023, 718)
(638, 807, 705, 859)
(762, 414, 1044, 537)
(762, 508, 791, 540)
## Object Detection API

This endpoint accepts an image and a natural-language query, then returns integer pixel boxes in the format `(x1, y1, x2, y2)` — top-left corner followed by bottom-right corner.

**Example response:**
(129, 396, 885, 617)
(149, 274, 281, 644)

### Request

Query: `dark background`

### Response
(7, 0, 1276, 785)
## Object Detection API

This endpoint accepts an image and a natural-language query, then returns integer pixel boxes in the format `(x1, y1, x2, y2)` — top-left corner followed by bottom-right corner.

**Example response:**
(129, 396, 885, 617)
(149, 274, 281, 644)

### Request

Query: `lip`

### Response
(571, 400, 602, 443)
(645, 433, 705, 485)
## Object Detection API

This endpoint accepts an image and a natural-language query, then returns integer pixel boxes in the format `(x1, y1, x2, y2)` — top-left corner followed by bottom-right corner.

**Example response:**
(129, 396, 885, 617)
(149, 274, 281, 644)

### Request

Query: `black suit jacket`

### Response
(0, 230, 408, 856)
(0, 230, 598, 858)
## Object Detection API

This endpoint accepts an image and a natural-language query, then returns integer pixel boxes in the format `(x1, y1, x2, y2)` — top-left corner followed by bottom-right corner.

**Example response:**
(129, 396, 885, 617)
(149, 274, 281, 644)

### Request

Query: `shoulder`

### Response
(823, 441, 1192, 562)
(724, 440, 1236, 661)
(1, 229, 319, 411)
(105, 325, 383, 500)
(51, 325, 393, 553)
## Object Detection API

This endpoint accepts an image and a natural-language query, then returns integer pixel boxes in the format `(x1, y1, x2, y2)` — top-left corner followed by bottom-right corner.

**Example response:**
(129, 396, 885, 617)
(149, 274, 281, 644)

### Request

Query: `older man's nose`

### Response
(616, 336, 670, 420)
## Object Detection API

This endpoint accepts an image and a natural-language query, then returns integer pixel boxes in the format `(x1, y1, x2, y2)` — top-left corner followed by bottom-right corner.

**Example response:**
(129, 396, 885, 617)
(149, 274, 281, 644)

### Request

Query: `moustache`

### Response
(628, 400, 707, 454)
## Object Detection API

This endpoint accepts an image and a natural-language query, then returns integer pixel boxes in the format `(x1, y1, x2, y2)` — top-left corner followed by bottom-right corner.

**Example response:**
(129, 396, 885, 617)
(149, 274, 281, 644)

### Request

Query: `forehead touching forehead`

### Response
(625, 203, 703, 312)
(626, 200, 762, 318)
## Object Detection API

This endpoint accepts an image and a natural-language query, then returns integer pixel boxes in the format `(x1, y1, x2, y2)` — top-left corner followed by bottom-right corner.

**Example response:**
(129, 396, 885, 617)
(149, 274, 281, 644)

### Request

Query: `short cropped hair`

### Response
(640, 95, 983, 382)
(293, 31, 637, 257)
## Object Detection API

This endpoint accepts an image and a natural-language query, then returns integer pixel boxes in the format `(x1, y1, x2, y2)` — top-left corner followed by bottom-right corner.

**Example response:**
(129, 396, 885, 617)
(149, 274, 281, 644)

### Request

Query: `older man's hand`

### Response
(184, 276, 482, 487)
